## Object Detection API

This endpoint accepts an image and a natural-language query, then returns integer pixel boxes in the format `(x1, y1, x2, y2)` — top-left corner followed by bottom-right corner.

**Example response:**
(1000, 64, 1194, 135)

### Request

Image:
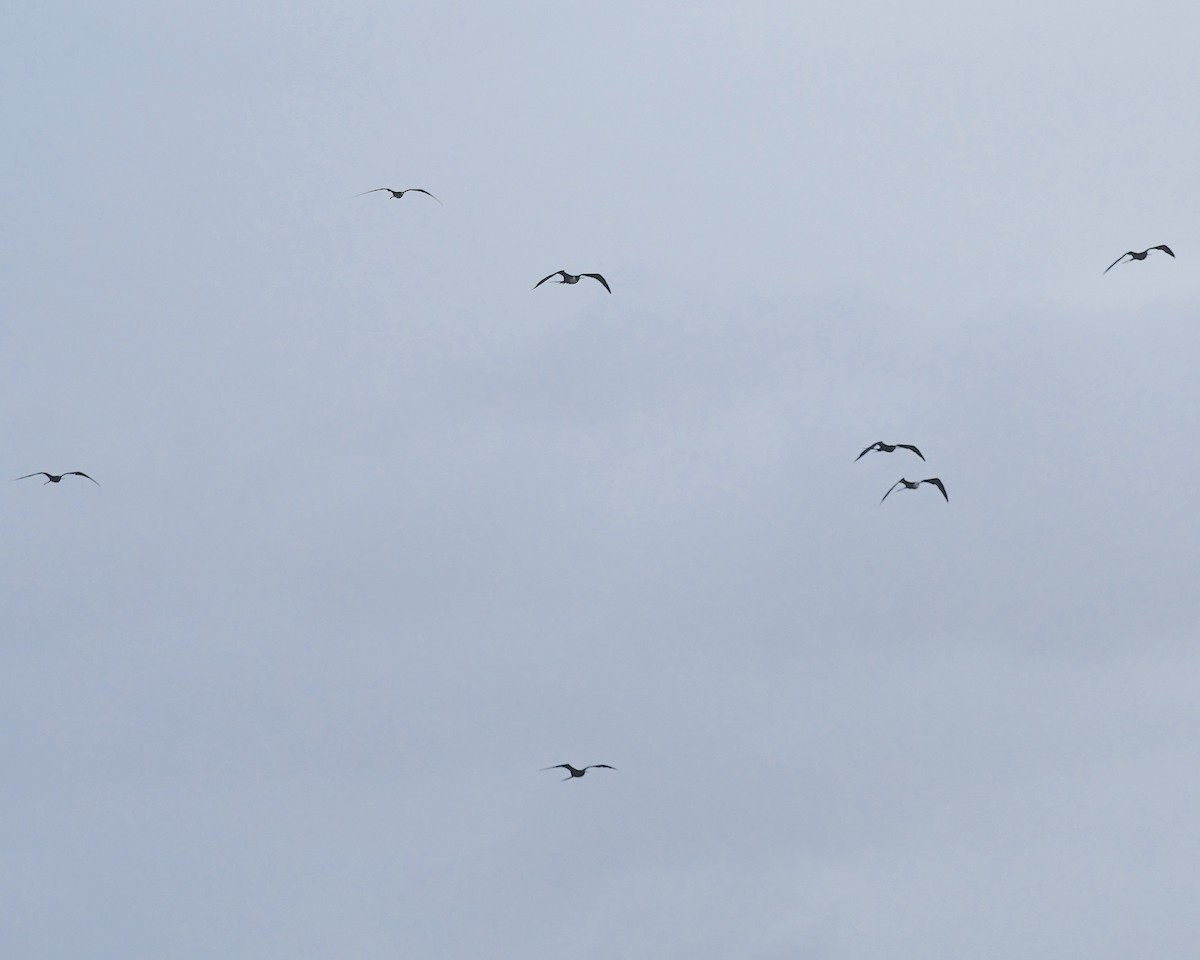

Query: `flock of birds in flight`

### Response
(13, 187, 1178, 779)
(854, 441, 948, 504)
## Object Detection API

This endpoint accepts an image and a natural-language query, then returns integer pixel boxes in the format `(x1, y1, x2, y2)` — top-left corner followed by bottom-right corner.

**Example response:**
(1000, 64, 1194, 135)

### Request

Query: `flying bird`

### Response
(1103, 245, 1175, 274)
(880, 477, 947, 504)
(855, 441, 925, 462)
(541, 763, 615, 781)
(13, 471, 99, 486)
(533, 270, 611, 293)
(353, 187, 442, 204)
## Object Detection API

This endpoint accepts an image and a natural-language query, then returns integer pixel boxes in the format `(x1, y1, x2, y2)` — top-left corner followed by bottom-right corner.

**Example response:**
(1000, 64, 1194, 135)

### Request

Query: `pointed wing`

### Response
(854, 443, 879, 462)
(540, 764, 571, 771)
(66, 471, 100, 485)
(352, 188, 392, 198)
(585, 764, 615, 770)
(1103, 252, 1133, 274)
(12, 472, 50, 481)
(581, 273, 611, 293)
(1152, 244, 1175, 258)
(922, 477, 948, 501)
(880, 480, 903, 504)
(896, 444, 925, 461)
(407, 188, 443, 205)
(533, 271, 565, 290)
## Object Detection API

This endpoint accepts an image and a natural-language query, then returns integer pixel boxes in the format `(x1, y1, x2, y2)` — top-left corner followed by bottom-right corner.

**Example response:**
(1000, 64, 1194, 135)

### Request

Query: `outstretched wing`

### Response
(584, 764, 615, 771)
(66, 471, 100, 485)
(896, 443, 925, 461)
(540, 764, 571, 771)
(1152, 244, 1175, 258)
(581, 273, 611, 293)
(406, 188, 443, 205)
(854, 443, 882, 462)
(880, 480, 904, 504)
(352, 188, 392, 198)
(533, 271, 565, 290)
(922, 477, 948, 501)
(1103, 252, 1133, 274)
(12, 472, 50, 481)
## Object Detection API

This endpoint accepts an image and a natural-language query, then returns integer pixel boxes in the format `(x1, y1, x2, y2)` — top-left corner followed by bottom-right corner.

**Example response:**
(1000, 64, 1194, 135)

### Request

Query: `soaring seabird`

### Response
(855, 441, 925, 462)
(880, 477, 947, 504)
(541, 763, 615, 781)
(533, 270, 611, 293)
(13, 471, 99, 486)
(353, 187, 442, 204)
(1103, 245, 1175, 274)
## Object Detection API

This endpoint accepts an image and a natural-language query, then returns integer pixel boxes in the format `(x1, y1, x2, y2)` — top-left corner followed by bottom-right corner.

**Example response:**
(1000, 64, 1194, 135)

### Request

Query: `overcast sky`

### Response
(4, 2, 1200, 958)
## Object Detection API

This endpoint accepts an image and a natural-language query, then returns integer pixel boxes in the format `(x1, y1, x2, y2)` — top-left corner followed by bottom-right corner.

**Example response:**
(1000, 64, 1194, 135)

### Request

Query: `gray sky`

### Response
(4, 2, 1200, 957)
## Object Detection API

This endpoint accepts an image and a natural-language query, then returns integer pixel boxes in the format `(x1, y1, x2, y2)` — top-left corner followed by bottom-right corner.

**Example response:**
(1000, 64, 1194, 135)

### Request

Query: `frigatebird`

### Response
(13, 471, 99, 486)
(533, 270, 611, 293)
(353, 187, 442, 204)
(880, 477, 947, 504)
(541, 763, 615, 781)
(855, 441, 924, 462)
(1103, 245, 1175, 274)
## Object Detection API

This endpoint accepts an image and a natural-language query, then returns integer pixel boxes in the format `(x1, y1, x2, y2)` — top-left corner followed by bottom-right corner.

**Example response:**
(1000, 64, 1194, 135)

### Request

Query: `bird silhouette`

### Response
(880, 477, 947, 504)
(353, 187, 442, 204)
(13, 471, 99, 486)
(855, 441, 925, 462)
(1103, 245, 1175, 274)
(533, 270, 611, 293)
(541, 763, 615, 781)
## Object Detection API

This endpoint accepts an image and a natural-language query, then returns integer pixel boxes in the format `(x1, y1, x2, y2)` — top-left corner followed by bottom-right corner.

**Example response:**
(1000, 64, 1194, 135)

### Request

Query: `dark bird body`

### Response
(13, 471, 99, 486)
(533, 270, 611, 293)
(353, 187, 442, 204)
(1103, 245, 1175, 274)
(880, 477, 947, 504)
(541, 763, 615, 781)
(855, 441, 924, 462)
